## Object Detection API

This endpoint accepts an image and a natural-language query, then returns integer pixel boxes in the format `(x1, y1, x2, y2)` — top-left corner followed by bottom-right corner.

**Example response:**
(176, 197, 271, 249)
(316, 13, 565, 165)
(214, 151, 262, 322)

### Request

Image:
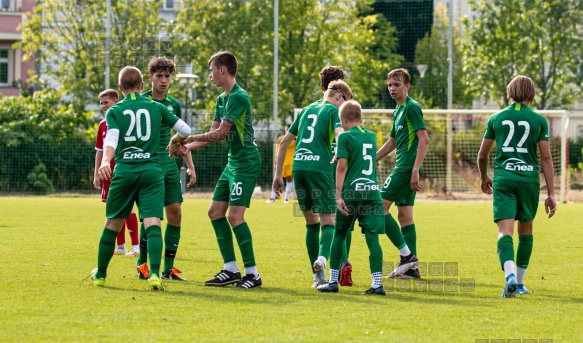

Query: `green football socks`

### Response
(96, 227, 118, 278)
(384, 214, 407, 250)
(401, 224, 417, 256)
(137, 223, 148, 265)
(497, 235, 514, 271)
(163, 224, 181, 274)
(516, 234, 533, 269)
(232, 222, 256, 268)
(146, 225, 163, 277)
(306, 222, 320, 272)
(211, 217, 236, 264)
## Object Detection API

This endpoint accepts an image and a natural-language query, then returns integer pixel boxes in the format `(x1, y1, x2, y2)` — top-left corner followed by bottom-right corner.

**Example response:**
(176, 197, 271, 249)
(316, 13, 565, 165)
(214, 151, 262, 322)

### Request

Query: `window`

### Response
(1, 0, 10, 11)
(0, 50, 9, 86)
(163, 0, 174, 10)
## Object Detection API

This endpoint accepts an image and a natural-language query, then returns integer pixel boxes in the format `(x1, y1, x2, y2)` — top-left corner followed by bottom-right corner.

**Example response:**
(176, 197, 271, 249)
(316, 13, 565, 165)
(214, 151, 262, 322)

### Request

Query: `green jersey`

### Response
(484, 102, 549, 183)
(390, 96, 426, 170)
(105, 92, 179, 173)
(336, 126, 382, 201)
(212, 83, 260, 168)
(142, 90, 182, 163)
(289, 99, 341, 175)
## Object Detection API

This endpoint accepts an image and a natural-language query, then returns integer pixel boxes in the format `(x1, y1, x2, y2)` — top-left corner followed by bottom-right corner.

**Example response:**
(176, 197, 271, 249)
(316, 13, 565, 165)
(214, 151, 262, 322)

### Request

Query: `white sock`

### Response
(131, 244, 139, 250)
(317, 256, 327, 266)
(516, 266, 527, 285)
(372, 272, 383, 288)
(270, 190, 276, 200)
(244, 266, 258, 278)
(117, 245, 126, 250)
(224, 261, 239, 273)
(398, 246, 412, 256)
(329, 269, 339, 283)
(503, 260, 515, 279)
(285, 182, 293, 200)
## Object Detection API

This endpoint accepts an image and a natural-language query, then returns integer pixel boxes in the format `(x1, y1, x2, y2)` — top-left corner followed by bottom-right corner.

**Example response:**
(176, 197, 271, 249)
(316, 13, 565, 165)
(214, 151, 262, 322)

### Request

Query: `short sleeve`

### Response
(336, 132, 349, 160)
(407, 104, 426, 131)
(222, 93, 246, 123)
(95, 121, 106, 150)
(484, 115, 496, 139)
(161, 103, 179, 128)
(288, 111, 301, 136)
(538, 116, 549, 142)
(331, 108, 341, 129)
(105, 108, 119, 131)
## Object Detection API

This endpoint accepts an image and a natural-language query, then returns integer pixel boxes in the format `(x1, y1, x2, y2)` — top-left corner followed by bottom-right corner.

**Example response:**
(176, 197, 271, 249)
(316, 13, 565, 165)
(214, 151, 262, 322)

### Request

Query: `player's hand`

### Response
(545, 195, 556, 218)
(410, 170, 422, 192)
(93, 176, 101, 190)
(337, 198, 349, 216)
(186, 166, 196, 187)
(98, 163, 112, 181)
(480, 176, 493, 194)
(172, 144, 189, 157)
(272, 176, 283, 196)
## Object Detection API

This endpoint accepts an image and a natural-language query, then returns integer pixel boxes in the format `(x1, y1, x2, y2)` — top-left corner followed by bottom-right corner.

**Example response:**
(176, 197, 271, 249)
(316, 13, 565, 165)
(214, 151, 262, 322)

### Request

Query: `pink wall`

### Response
(0, 16, 21, 34)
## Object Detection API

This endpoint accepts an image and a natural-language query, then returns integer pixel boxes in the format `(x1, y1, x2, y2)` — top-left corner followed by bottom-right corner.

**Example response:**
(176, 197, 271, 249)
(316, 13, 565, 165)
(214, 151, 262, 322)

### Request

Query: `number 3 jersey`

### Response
(289, 99, 341, 175)
(484, 102, 549, 182)
(105, 92, 179, 173)
(336, 126, 382, 201)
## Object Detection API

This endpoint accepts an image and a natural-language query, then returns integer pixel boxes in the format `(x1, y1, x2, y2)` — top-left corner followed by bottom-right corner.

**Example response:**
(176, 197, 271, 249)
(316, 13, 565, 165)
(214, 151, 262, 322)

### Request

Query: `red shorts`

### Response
(101, 179, 111, 202)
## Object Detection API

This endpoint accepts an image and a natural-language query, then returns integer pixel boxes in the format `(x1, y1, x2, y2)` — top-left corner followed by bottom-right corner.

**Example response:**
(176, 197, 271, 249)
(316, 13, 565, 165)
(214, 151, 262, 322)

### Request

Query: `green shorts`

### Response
(293, 170, 336, 214)
(380, 169, 416, 206)
(162, 159, 183, 206)
(106, 169, 164, 220)
(493, 179, 540, 223)
(335, 200, 385, 234)
(213, 163, 261, 207)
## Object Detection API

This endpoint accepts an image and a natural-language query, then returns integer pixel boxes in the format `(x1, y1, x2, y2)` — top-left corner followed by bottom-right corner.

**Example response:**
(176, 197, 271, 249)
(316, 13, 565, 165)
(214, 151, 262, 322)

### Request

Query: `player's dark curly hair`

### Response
(319, 65, 345, 89)
(148, 56, 176, 75)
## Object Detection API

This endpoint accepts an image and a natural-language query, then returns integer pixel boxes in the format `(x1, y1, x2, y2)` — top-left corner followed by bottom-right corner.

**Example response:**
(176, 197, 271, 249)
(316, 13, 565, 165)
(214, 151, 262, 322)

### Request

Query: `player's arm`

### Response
(93, 150, 103, 189)
(184, 119, 232, 143)
(335, 158, 349, 216)
(273, 131, 296, 195)
(376, 137, 396, 161)
(539, 140, 556, 218)
(477, 138, 495, 194)
(183, 152, 196, 187)
(99, 129, 120, 181)
(411, 129, 429, 192)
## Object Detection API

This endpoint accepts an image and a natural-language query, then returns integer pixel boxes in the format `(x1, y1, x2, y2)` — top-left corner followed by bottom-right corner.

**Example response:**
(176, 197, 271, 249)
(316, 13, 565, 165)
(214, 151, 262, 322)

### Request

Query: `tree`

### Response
(463, 0, 583, 109)
(171, 0, 402, 123)
(18, 0, 161, 110)
(413, 4, 472, 109)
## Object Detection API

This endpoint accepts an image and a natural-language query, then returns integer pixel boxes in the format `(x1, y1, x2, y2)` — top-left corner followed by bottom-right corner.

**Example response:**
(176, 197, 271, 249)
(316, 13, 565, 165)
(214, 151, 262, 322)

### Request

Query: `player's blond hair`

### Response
(339, 100, 362, 123)
(118, 66, 143, 91)
(387, 68, 411, 84)
(327, 80, 353, 101)
(507, 75, 535, 105)
(98, 89, 119, 101)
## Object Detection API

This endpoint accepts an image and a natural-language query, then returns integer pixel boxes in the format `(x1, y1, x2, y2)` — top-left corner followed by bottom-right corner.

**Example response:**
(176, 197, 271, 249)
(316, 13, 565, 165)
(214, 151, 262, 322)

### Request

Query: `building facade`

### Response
(0, 0, 35, 96)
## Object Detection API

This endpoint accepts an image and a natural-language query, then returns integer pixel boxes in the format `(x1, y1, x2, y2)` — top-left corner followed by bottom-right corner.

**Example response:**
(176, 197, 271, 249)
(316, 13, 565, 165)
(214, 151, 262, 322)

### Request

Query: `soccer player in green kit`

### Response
(317, 100, 386, 295)
(377, 68, 426, 279)
(477, 75, 556, 298)
(89, 66, 190, 290)
(135, 57, 195, 282)
(272, 79, 352, 287)
(170, 51, 262, 289)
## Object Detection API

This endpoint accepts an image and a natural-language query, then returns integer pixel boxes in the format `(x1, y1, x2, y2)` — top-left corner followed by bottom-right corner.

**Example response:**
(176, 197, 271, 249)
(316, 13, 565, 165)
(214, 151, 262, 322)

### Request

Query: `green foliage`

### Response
(0, 88, 92, 147)
(463, 0, 583, 109)
(171, 0, 402, 121)
(413, 4, 473, 109)
(18, 0, 161, 109)
(27, 163, 55, 194)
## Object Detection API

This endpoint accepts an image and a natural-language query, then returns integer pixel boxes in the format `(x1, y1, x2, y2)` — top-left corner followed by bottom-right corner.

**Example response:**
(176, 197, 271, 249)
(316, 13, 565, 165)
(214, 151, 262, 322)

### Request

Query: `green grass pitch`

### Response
(0, 197, 581, 342)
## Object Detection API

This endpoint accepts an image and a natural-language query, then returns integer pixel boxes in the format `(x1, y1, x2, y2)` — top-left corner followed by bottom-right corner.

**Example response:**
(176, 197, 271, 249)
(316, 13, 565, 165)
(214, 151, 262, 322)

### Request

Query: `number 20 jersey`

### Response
(105, 92, 179, 173)
(484, 102, 549, 183)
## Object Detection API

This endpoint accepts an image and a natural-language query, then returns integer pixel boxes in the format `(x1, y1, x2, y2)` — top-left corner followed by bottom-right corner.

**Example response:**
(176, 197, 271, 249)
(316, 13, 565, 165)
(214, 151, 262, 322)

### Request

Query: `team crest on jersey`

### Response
(350, 177, 379, 191)
(502, 158, 533, 172)
(120, 147, 151, 160)
(167, 105, 174, 113)
(294, 148, 320, 161)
